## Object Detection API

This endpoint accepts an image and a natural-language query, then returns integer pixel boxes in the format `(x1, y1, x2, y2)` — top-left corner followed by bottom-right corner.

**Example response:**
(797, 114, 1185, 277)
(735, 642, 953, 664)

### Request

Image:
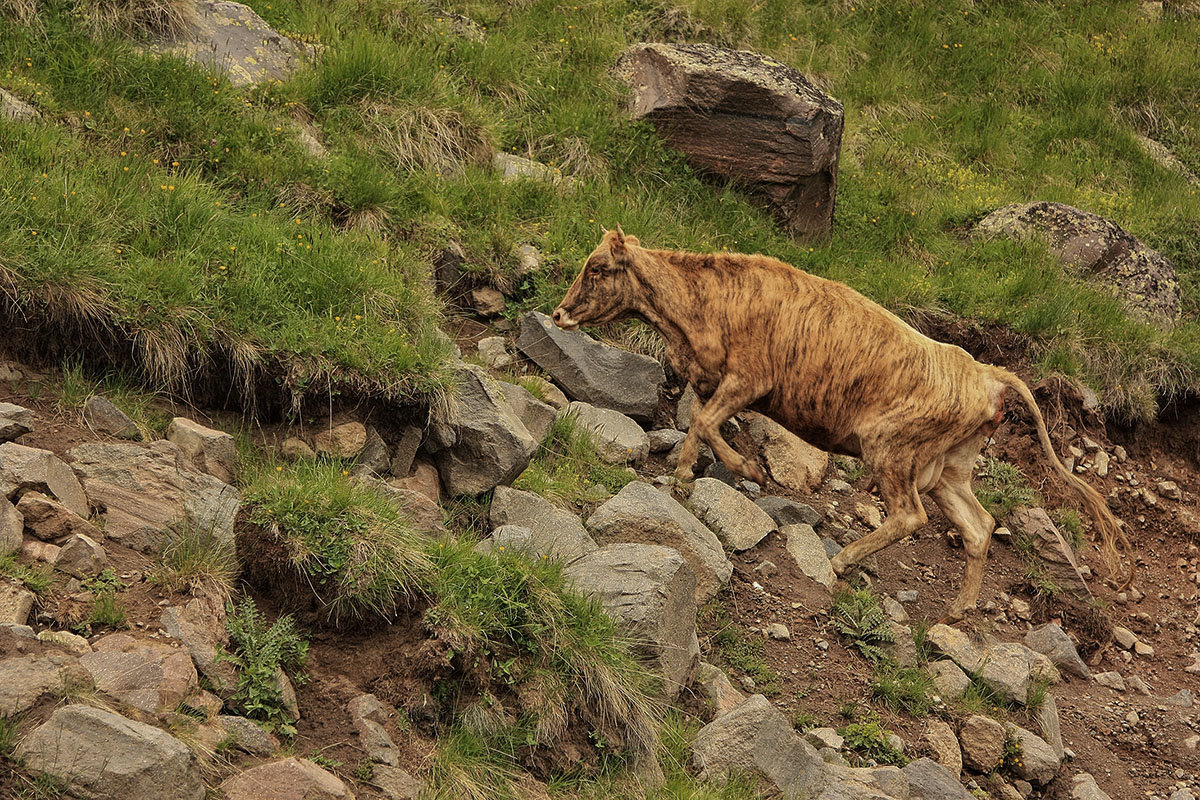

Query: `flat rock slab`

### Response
(83, 395, 142, 440)
(565, 401, 650, 464)
(616, 43, 844, 238)
(17, 491, 96, 542)
(69, 440, 240, 552)
(1008, 507, 1094, 602)
(155, 0, 315, 87)
(685, 477, 774, 551)
(0, 652, 90, 715)
(696, 661, 746, 717)
(18, 704, 205, 800)
(1, 498, 24, 556)
(0, 442, 90, 517)
(220, 757, 355, 800)
(81, 633, 199, 713)
(500, 381, 557, 444)
(782, 523, 835, 588)
(488, 485, 597, 564)
(755, 495, 822, 527)
(903, 757, 973, 799)
(586, 481, 732, 603)
(0, 87, 39, 121)
(162, 593, 238, 698)
(517, 311, 664, 421)
(976, 201, 1180, 323)
(1025, 622, 1090, 679)
(565, 543, 699, 700)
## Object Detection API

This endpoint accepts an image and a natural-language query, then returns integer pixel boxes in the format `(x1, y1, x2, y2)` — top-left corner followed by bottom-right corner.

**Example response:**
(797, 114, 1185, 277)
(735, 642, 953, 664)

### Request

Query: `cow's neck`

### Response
(629, 251, 716, 384)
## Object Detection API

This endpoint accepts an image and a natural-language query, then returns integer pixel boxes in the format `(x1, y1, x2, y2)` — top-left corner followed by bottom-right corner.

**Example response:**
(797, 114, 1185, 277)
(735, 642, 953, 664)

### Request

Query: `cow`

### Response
(552, 227, 1132, 620)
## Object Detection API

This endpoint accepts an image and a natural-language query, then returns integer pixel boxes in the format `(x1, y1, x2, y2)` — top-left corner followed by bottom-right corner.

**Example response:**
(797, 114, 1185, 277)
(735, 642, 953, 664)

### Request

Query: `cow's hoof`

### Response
(939, 608, 968, 625)
(672, 468, 695, 485)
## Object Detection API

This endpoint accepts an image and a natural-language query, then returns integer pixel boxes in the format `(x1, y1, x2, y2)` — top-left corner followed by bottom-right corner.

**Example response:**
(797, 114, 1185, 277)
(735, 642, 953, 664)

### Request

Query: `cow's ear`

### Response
(609, 224, 632, 266)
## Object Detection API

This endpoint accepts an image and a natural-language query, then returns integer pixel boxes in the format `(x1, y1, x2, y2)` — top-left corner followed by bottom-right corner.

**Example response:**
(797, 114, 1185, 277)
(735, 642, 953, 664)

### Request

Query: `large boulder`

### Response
(1005, 723, 1061, 786)
(68, 440, 240, 553)
(154, 0, 315, 88)
(517, 311, 665, 421)
(499, 381, 557, 444)
(586, 481, 732, 603)
(925, 624, 1058, 706)
(219, 757, 355, 800)
(615, 43, 843, 239)
(745, 413, 829, 490)
(0, 401, 34, 442)
(975, 202, 1181, 323)
(1007, 507, 1093, 602)
(166, 417, 239, 484)
(80, 633, 199, 714)
(564, 401, 650, 464)
(0, 442, 90, 517)
(564, 543, 699, 700)
(0, 652, 90, 715)
(959, 714, 1006, 773)
(17, 704, 205, 800)
(161, 593, 239, 698)
(428, 363, 538, 496)
(488, 485, 598, 564)
(685, 477, 775, 551)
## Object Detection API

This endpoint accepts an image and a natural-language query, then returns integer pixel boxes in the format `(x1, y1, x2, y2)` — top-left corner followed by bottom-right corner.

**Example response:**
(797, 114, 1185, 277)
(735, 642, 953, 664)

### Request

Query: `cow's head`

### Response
(552, 226, 641, 331)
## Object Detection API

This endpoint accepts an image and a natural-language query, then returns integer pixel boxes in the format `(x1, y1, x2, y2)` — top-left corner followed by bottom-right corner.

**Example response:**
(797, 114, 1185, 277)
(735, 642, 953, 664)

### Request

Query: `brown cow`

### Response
(552, 228, 1131, 620)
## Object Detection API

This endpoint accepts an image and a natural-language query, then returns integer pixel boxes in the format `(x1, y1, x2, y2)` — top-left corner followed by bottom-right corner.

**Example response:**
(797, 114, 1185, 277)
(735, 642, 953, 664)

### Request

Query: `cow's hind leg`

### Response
(929, 438, 995, 621)
(673, 374, 766, 485)
(830, 462, 928, 576)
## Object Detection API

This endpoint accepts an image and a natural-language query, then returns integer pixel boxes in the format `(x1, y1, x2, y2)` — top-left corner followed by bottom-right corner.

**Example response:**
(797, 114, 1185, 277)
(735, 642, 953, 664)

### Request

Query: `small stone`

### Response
(1134, 641, 1154, 657)
(82, 395, 142, 440)
(806, 727, 844, 750)
(1112, 626, 1138, 650)
(1126, 674, 1152, 695)
(1157, 480, 1182, 500)
(1093, 671, 1126, 691)
(897, 590, 918, 603)
(0, 582, 36, 626)
(828, 478, 852, 493)
(0, 402, 34, 443)
(649, 429, 687, 453)
(1113, 445, 1127, 462)
(54, 534, 108, 578)
(753, 560, 778, 578)
(313, 422, 367, 459)
(1165, 689, 1194, 708)
(882, 595, 908, 624)
(928, 660, 970, 701)
(1125, 710, 1140, 725)
(766, 623, 790, 641)
(280, 437, 314, 460)
(477, 336, 513, 369)
(471, 287, 506, 316)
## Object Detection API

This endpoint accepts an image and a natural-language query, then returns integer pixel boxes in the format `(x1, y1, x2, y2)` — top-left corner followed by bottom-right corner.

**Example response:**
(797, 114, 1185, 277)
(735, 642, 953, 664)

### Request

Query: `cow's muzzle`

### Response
(552, 307, 579, 330)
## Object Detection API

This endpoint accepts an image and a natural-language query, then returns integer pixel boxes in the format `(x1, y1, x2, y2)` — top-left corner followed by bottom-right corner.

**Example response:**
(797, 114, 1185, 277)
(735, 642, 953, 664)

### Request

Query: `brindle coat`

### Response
(553, 228, 1131, 619)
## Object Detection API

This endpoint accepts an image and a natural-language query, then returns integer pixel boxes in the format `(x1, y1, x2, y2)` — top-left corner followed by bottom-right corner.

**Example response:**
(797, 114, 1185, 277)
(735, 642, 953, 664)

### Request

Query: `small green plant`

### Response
(82, 568, 125, 595)
(86, 592, 127, 629)
(911, 620, 935, 665)
(958, 671, 1019, 716)
(0, 554, 52, 596)
(0, 715, 18, 758)
(1052, 508, 1085, 551)
(352, 760, 374, 783)
(704, 604, 780, 696)
(308, 750, 343, 770)
(974, 458, 1038, 518)
(1011, 530, 1063, 598)
(1026, 674, 1052, 710)
(155, 527, 239, 600)
(871, 663, 935, 717)
(218, 598, 309, 736)
(999, 732, 1024, 774)
(838, 718, 908, 767)
(831, 588, 895, 664)
(512, 414, 635, 509)
(791, 710, 818, 732)
(833, 455, 867, 483)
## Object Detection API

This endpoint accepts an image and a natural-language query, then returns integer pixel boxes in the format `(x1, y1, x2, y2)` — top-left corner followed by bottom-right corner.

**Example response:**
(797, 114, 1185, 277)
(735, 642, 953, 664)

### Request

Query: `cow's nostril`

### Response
(552, 308, 563, 324)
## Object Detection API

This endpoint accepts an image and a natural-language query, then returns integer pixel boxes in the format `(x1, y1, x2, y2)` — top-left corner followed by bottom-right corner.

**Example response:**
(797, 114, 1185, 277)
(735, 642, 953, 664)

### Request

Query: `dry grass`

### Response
(367, 103, 492, 176)
(76, 0, 196, 38)
(0, 0, 38, 25)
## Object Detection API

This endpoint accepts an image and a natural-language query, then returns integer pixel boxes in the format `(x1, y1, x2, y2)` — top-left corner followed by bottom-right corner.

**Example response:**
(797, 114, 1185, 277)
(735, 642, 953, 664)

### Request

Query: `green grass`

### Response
(974, 458, 1039, 519)
(217, 597, 309, 737)
(702, 602, 780, 697)
(0, 553, 52, 596)
(242, 457, 433, 625)
(838, 718, 908, 768)
(512, 414, 635, 510)
(870, 663, 935, 717)
(152, 526, 240, 600)
(2, 0, 1199, 420)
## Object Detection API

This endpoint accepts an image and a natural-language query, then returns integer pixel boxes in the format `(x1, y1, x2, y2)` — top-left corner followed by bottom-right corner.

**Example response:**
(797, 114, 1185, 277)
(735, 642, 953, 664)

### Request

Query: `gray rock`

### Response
(1, 498, 23, 556)
(1165, 688, 1194, 707)
(782, 523, 835, 589)
(0, 652, 89, 715)
(649, 428, 688, 453)
(766, 622, 790, 641)
(822, 538, 842, 559)
(500, 381, 557, 444)
(1112, 625, 1138, 650)
(216, 715, 279, 756)
(615, 43, 843, 238)
(1169, 790, 1197, 800)
(1007, 507, 1093, 601)
(0, 87, 39, 122)
(882, 595, 908, 624)
(353, 425, 392, 477)
(493, 152, 574, 186)
(314, 421, 367, 459)
(745, 413, 829, 490)
(1, 622, 35, 638)
(390, 425, 423, 477)
(430, 363, 538, 496)
(17, 704, 205, 800)
(17, 491, 96, 542)
(586, 481, 732, 603)
(80, 633, 199, 714)
(959, 714, 1006, 773)
(897, 589, 918, 603)
(517, 311, 664, 421)
(924, 719, 962, 778)
(489, 485, 597, 564)
(0, 401, 34, 442)
(0, 582, 35, 627)
(565, 401, 649, 464)
(55, 533, 108, 578)
(696, 661, 746, 717)
(349, 693, 399, 766)
(976, 201, 1181, 323)
(685, 477, 775, 551)
(806, 727, 844, 750)
(882, 620, 918, 668)
(928, 660, 971, 702)
(1093, 671, 1126, 691)
(69, 440, 240, 552)
(0, 442, 90, 517)
(675, 384, 698, 431)
(162, 593, 238, 699)
(83, 395, 142, 440)
(903, 757, 973, 799)
(1005, 723, 1061, 786)
(154, 0, 314, 87)
(360, 478, 444, 534)
(371, 765, 425, 799)
(1025, 623, 1090, 679)
(477, 336, 514, 369)
(1071, 773, 1115, 800)
(280, 436, 315, 460)
(1034, 694, 1064, 760)
(219, 757, 353, 800)
(472, 287, 506, 317)
(926, 624, 1057, 705)
(564, 543, 699, 700)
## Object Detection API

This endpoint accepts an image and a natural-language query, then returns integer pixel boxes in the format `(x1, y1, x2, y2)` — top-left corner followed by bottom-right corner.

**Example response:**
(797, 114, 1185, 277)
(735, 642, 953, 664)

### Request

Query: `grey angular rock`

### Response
(1007, 507, 1093, 601)
(696, 661, 746, 717)
(517, 311, 664, 421)
(154, 0, 315, 87)
(675, 383, 698, 431)
(164, 417, 239, 484)
(903, 757, 973, 799)
(358, 478, 444, 534)
(0, 442, 89, 517)
(217, 715, 279, 756)
(564, 543, 699, 700)
(390, 425, 423, 477)
(0, 582, 35, 627)
(477, 336, 514, 368)
(565, 402, 649, 464)
(500, 381, 557, 444)
(0, 87, 39, 121)
(1034, 694, 1064, 760)
(649, 428, 687, 453)
(472, 286, 506, 316)
(1025, 623, 1090, 679)
(1, 497, 23, 556)
(0, 401, 34, 442)
(615, 43, 843, 238)
(1165, 688, 1194, 707)
(926, 624, 1056, 705)
(782, 523, 835, 589)
(371, 765, 425, 799)
(976, 201, 1180, 323)
(1005, 723, 1061, 785)
(352, 426, 392, 477)
(83, 395, 142, 440)
(882, 619, 918, 668)
(520, 376, 569, 411)
(162, 593, 239, 698)
(349, 693, 400, 766)
(493, 152, 574, 187)
(928, 661, 970, 703)
(281, 436, 315, 460)
(959, 714, 1006, 773)
(685, 477, 775, 551)
(1112, 625, 1138, 650)
(80, 633, 199, 714)
(55, 533, 108, 578)
(805, 728, 844, 750)
(17, 704, 205, 800)
(219, 757, 353, 800)
(488, 485, 597, 564)
(431, 363, 538, 495)
(924, 719, 962, 778)
(1093, 671, 1126, 691)
(586, 481, 732, 603)
(0, 652, 89, 715)
(745, 413, 829, 490)
(69, 440, 240, 552)
(1071, 773, 1115, 800)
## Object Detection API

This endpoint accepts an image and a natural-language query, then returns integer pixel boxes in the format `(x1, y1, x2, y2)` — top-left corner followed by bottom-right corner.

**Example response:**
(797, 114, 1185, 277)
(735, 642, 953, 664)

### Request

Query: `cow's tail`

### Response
(992, 368, 1134, 591)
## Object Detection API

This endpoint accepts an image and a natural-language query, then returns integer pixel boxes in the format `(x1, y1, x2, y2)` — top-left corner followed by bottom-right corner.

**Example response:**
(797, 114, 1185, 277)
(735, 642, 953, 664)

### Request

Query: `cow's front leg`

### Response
(674, 374, 767, 485)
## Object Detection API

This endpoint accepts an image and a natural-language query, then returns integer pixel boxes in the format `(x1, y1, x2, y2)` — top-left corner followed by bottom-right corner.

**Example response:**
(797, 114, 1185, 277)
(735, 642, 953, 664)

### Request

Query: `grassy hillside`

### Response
(1, 0, 1199, 419)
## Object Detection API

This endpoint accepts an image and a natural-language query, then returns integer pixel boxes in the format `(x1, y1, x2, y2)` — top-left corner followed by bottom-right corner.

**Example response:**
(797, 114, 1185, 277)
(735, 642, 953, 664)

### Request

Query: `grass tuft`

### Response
(974, 458, 1039, 519)
(871, 663, 935, 717)
(0, 553, 52, 596)
(154, 527, 240, 601)
(513, 413, 635, 510)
